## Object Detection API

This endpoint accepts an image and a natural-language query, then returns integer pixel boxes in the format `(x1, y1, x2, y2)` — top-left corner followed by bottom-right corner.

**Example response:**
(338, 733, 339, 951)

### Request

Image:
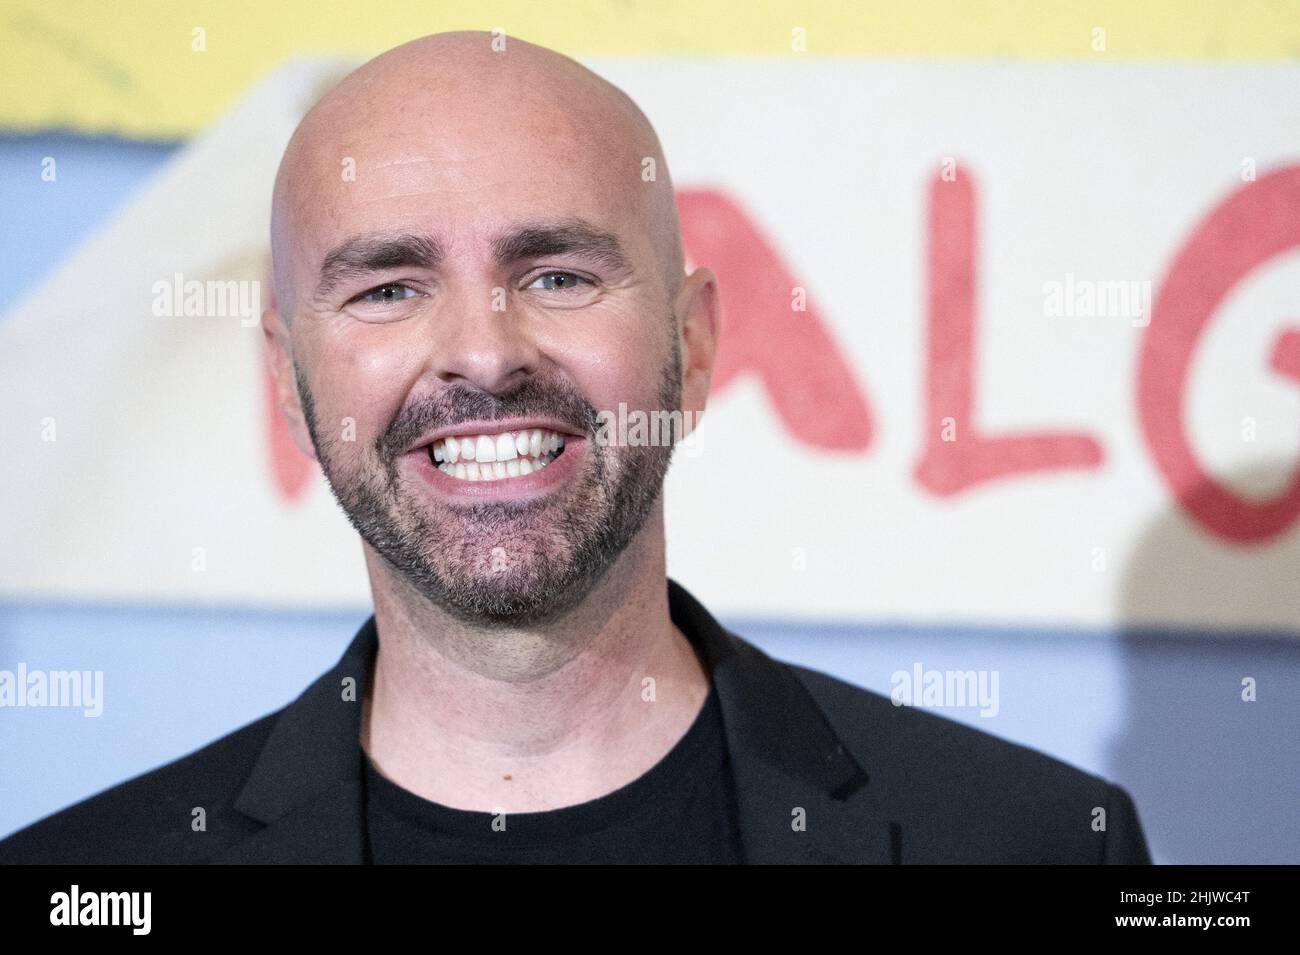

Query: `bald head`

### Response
(269, 30, 683, 321)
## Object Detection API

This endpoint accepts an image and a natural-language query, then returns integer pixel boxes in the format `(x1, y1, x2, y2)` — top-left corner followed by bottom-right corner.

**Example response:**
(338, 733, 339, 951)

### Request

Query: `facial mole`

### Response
(503, 774, 513, 781)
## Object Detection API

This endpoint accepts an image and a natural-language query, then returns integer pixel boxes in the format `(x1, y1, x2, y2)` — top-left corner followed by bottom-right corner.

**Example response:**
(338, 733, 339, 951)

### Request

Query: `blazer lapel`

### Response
(213, 618, 378, 864)
(213, 782, 367, 864)
(667, 580, 899, 864)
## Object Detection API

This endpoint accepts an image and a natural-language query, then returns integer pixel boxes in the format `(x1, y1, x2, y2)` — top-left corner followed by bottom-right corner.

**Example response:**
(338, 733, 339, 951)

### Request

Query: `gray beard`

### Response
(297, 339, 682, 627)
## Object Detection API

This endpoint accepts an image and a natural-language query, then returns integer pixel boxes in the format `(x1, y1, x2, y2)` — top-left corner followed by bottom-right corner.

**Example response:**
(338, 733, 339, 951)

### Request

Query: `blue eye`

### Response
(356, 283, 417, 304)
(528, 272, 589, 291)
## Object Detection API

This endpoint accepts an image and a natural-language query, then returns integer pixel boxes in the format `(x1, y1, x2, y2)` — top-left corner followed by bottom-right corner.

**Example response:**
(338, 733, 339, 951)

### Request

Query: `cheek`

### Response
(546, 319, 670, 416)
(311, 330, 423, 443)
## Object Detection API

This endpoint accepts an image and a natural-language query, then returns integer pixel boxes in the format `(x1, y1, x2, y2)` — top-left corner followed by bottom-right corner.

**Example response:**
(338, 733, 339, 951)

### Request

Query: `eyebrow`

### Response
(313, 218, 631, 301)
(491, 218, 631, 274)
(314, 233, 443, 301)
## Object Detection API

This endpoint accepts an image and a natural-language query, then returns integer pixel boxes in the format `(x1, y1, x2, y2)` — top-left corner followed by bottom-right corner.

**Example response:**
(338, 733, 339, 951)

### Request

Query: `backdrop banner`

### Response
(3, 57, 1300, 633)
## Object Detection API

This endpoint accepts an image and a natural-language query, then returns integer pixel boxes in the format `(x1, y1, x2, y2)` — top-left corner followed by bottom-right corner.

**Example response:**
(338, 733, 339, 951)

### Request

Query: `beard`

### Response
(296, 338, 682, 627)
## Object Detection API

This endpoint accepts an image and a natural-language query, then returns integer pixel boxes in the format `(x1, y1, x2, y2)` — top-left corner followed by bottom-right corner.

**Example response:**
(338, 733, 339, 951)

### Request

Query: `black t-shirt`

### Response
(362, 683, 744, 864)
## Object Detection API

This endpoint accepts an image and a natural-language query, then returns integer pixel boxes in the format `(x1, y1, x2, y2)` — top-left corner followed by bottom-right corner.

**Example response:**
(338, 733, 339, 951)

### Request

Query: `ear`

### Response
(675, 266, 720, 428)
(261, 303, 319, 463)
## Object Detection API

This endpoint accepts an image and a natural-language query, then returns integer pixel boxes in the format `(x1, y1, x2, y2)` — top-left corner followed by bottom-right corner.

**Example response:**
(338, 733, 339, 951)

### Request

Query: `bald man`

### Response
(1, 32, 1151, 865)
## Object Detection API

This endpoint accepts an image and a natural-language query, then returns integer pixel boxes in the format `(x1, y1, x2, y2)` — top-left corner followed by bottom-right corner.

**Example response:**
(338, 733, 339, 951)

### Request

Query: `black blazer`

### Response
(0, 579, 1152, 864)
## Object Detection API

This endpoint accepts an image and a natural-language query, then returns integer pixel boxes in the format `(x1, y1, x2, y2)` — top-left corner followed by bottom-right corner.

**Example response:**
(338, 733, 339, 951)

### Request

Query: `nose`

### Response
(426, 280, 542, 394)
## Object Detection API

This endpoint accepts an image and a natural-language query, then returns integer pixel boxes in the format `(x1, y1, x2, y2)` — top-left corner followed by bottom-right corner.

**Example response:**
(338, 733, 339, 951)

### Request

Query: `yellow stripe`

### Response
(3, 0, 1299, 139)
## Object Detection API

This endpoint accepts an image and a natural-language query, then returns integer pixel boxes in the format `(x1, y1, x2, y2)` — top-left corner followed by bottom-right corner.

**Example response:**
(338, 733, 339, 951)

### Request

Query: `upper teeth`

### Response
(429, 428, 566, 481)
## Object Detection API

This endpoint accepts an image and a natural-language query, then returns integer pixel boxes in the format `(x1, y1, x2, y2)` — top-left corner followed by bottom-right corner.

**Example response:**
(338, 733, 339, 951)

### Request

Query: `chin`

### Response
(439, 592, 569, 628)
(429, 563, 587, 628)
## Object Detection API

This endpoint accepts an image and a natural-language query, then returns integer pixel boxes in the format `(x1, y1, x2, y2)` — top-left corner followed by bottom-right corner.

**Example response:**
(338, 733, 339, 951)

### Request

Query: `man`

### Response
(0, 31, 1151, 864)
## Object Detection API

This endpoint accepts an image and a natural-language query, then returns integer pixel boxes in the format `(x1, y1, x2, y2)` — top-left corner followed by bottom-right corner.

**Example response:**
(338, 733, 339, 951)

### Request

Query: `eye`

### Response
(527, 271, 591, 292)
(352, 283, 418, 305)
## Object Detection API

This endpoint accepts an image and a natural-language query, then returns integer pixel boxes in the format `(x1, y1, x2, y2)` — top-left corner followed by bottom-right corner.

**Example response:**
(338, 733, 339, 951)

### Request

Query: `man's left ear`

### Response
(675, 266, 720, 423)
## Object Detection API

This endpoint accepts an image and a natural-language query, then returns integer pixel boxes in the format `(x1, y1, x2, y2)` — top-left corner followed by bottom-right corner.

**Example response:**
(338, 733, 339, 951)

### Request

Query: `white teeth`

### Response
(440, 452, 556, 481)
(430, 427, 569, 481)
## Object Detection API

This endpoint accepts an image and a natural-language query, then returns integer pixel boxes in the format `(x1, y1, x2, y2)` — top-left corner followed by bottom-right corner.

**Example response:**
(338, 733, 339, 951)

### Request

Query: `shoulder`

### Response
(786, 659, 1097, 785)
(0, 710, 279, 864)
(780, 657, 1151, 863)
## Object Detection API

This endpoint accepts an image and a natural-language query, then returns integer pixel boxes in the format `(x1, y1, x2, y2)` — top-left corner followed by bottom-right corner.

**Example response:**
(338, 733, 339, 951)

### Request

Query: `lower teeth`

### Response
(436, 454, 557, 481)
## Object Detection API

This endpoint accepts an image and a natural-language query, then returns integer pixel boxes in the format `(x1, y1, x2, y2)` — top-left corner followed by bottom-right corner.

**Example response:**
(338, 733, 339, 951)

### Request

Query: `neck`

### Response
(358, 509, 711, 812)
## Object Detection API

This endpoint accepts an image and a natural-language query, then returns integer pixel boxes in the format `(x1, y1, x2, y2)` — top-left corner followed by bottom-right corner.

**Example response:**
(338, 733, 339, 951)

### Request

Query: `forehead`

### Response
(284, 93, 653, 270)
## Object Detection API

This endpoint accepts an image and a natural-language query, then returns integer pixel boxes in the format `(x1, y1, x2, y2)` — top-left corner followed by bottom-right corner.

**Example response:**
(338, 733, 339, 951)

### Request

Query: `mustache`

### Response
(377, 376, 599, 461)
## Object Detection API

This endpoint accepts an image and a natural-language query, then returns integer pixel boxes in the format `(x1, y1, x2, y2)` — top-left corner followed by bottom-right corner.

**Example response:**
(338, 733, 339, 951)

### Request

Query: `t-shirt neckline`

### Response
(362, 681, 723, 846)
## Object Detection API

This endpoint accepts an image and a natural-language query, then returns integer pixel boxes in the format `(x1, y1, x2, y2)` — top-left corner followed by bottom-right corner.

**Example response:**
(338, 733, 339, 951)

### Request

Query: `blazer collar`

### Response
(216, 578, 894, 864)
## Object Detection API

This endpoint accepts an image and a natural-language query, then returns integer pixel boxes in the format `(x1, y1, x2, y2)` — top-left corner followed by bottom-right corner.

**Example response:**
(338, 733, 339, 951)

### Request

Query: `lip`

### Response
(405, 435, 587, 501)
(405, 418, 587, 455)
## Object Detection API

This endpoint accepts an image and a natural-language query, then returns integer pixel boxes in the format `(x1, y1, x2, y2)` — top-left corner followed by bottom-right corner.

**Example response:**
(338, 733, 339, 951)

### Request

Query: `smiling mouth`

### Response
(428, 428, 568, 482)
